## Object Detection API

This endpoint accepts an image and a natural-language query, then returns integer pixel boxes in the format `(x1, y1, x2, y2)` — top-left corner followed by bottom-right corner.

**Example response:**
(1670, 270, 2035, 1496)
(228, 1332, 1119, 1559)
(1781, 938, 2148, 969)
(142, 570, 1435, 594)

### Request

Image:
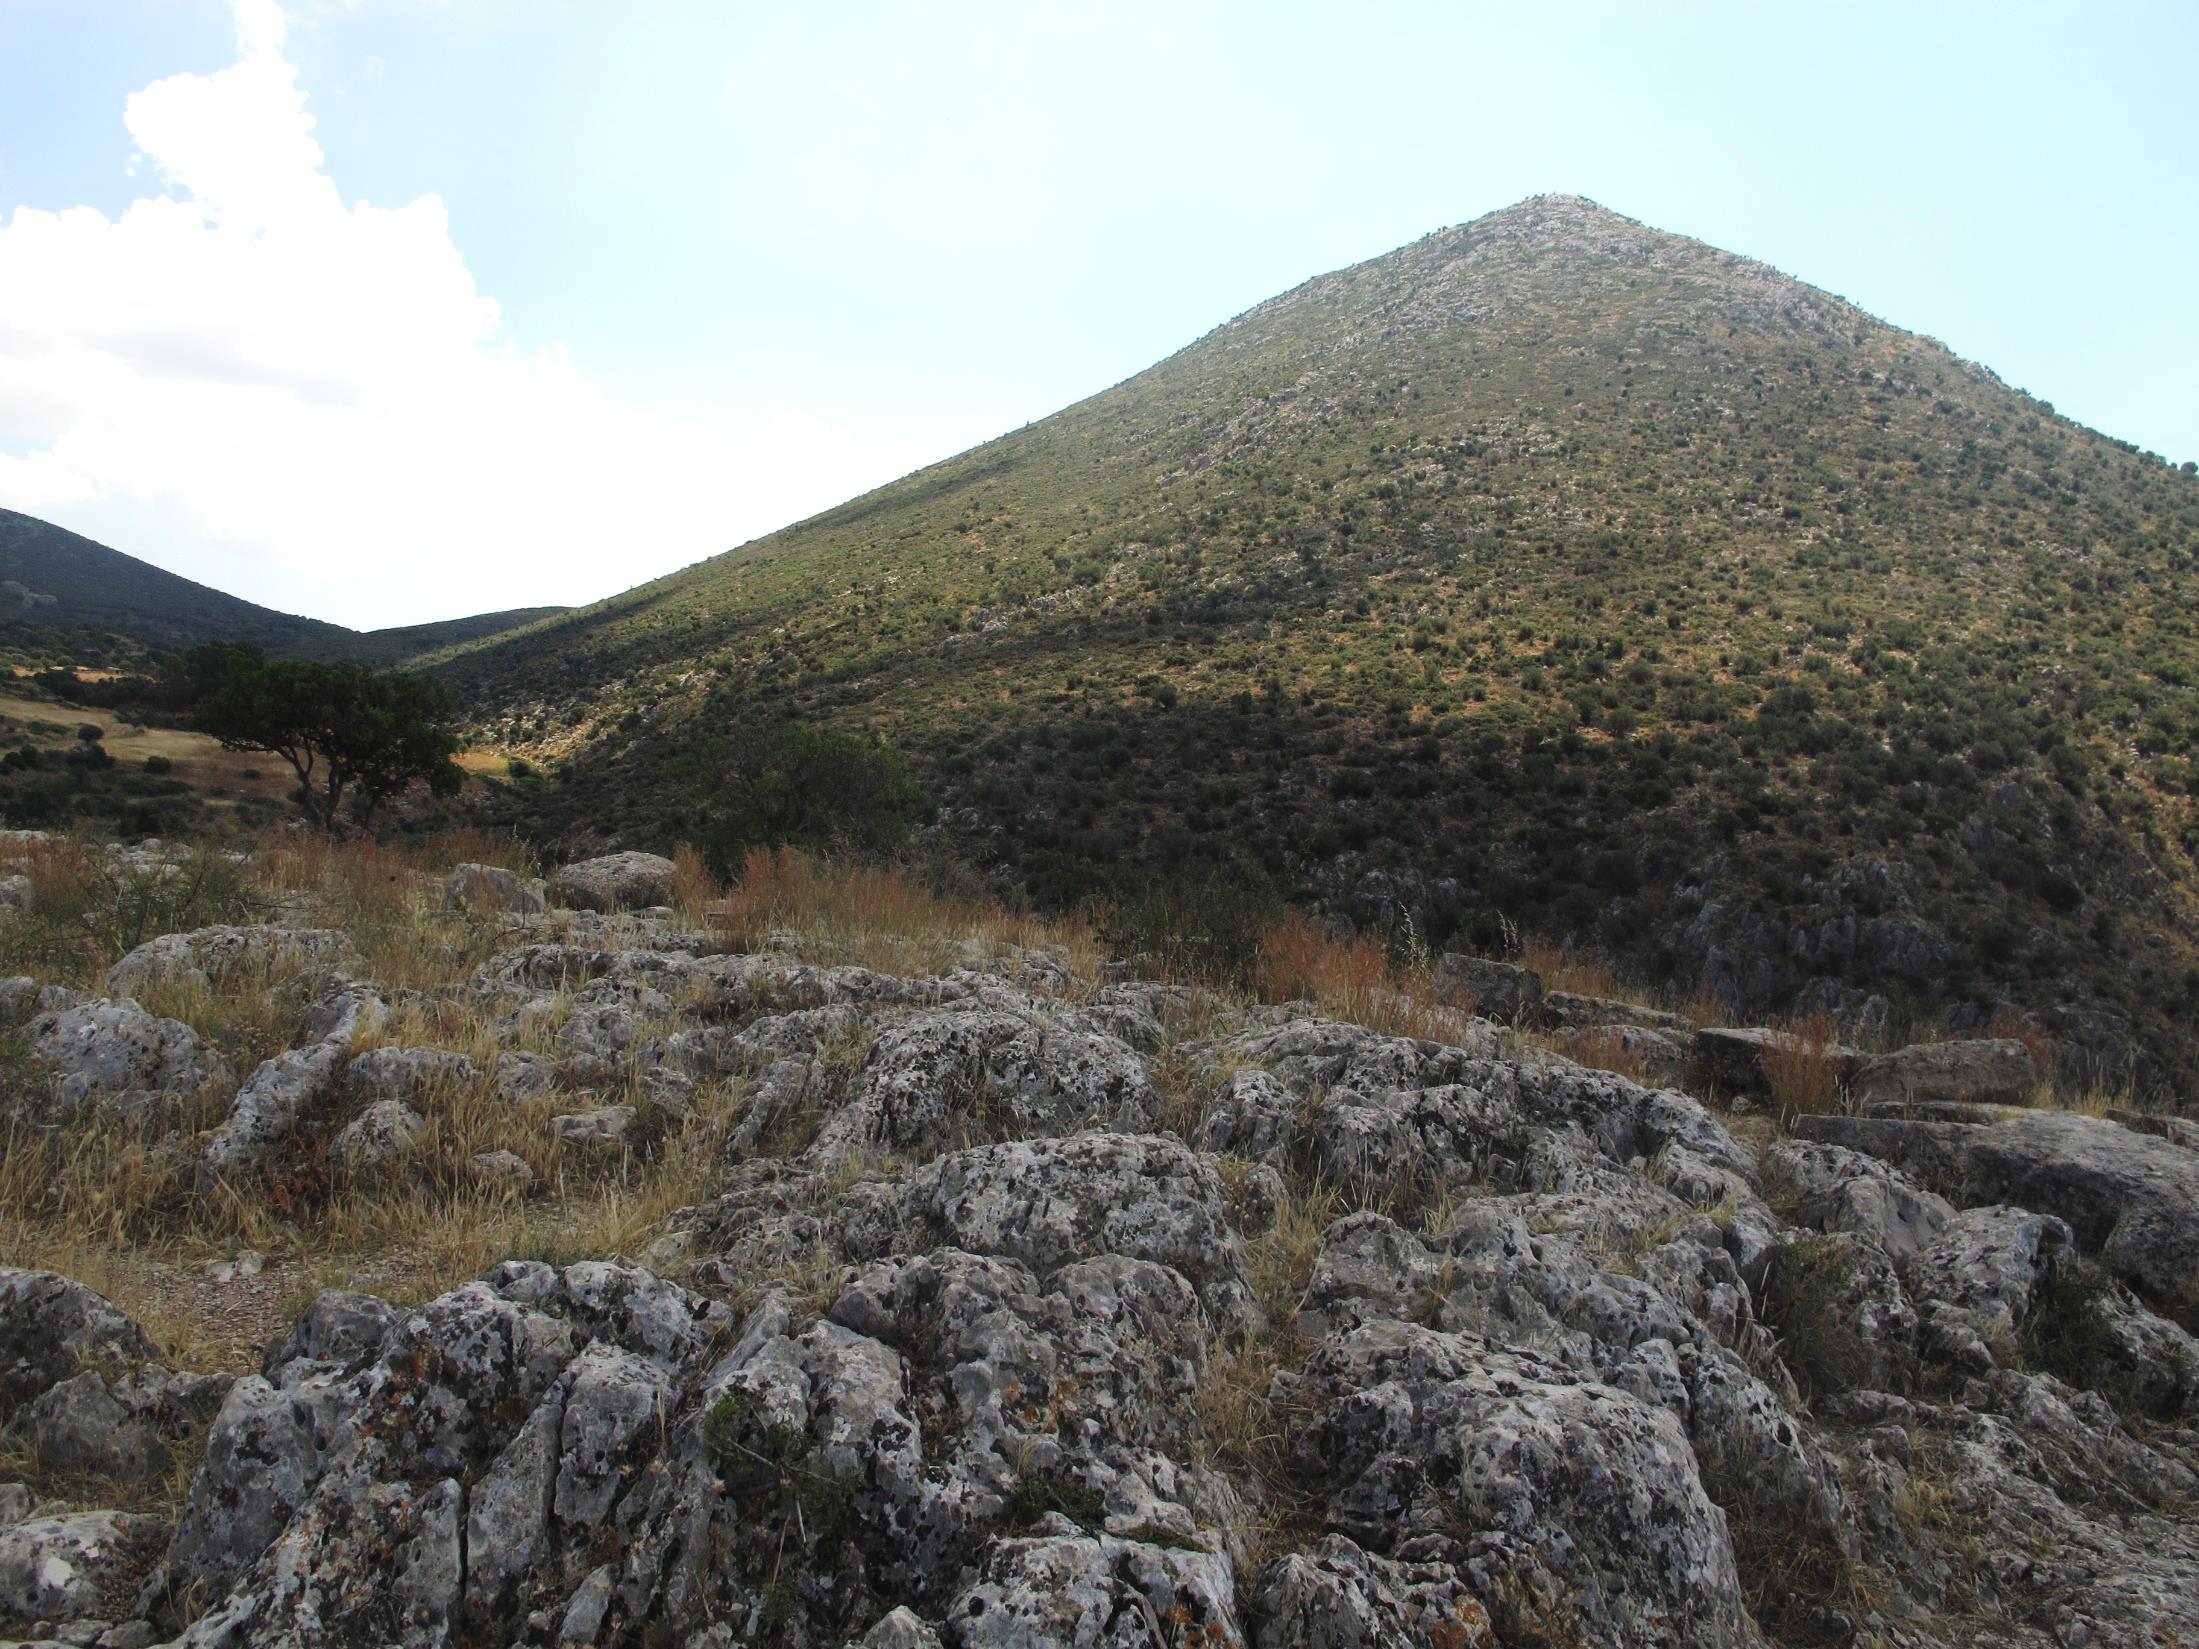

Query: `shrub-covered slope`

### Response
(442, 195, 2199, 1090)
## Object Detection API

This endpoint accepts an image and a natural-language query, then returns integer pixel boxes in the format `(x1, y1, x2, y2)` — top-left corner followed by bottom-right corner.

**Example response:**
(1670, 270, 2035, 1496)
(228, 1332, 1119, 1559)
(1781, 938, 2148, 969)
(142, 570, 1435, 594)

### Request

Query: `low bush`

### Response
(1759, 1234, 1874, 1401)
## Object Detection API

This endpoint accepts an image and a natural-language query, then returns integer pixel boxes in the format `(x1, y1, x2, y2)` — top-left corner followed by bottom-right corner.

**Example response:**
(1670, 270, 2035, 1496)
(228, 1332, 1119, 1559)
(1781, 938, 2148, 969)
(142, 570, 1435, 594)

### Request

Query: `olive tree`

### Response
(189, 643, 465, 830)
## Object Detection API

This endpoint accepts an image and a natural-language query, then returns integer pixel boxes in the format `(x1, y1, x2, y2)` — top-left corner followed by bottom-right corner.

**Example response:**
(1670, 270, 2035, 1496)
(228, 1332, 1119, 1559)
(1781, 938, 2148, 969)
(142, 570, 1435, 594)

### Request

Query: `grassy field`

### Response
(0, 681, 525, 837)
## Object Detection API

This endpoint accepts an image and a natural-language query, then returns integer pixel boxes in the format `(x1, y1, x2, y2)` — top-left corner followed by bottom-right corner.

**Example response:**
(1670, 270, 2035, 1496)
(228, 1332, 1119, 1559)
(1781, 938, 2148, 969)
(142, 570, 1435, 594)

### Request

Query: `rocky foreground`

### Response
(3, 850, 2198, 1648)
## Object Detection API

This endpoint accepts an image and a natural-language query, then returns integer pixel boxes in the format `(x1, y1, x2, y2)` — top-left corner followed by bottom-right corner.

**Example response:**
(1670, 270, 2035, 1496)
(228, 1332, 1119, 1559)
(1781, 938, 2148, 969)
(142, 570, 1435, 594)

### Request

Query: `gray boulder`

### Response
(345, 1045, 481, 1102)
(846, 1132, 1252, 1323)
(807, 1007, 1154, 1166)
(0, 1510, 163, 1625)
(1289, 1319, 1762, 1649)
(1433, 954, 1543, 1024)
(444, 862, 548, 915)
(1258, 1534, 1495, 1648)
(550, 851, 677, 912)
(105, 925, 358, 999)
(22, 998, 230, 1125)
(947, 1530, 1243, 1648)
(0, 1271, 160, 1415)
(1798, 1108, 2199, 1317)
(4, 1363, 231, 1481)
(198, 1039, 347, 1183)
(491, 1050, 559, 1102)
(329, 1100, 426, 1171)
(1852, 1037, 2036, 1108)
(1542, 991, 1687, 1033)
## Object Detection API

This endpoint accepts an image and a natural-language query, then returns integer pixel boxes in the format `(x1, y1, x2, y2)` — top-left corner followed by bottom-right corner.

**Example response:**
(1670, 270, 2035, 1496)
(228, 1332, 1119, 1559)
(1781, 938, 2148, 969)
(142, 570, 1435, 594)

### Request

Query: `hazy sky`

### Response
(2, 1, 2193, 629)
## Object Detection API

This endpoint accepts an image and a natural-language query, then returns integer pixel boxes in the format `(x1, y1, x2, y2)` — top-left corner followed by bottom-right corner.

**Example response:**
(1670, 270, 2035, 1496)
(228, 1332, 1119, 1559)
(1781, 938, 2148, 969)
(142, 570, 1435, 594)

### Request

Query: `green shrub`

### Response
(1759, 1235, 1873, 1401)
(143, 755, 173, 775)
(698, 721, 925, 874)
(2022, 1254, 2123, 1393)
(1007, 1471, 1107, 1532)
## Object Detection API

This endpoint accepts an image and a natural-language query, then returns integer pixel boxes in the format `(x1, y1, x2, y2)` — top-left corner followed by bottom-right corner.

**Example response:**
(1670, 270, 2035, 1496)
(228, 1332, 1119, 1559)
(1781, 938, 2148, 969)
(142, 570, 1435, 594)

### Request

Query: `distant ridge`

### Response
(0, 508, 568, 664)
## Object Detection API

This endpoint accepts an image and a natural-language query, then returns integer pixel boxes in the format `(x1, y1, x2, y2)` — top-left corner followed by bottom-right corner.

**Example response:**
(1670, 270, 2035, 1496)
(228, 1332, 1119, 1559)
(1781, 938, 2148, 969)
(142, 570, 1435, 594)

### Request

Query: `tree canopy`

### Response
(189, 643, 464, 830)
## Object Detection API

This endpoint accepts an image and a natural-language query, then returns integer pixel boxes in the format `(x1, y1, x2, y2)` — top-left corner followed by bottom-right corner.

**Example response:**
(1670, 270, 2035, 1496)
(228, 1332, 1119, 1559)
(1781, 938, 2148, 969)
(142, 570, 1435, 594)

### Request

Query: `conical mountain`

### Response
(446, 196, 2199, 1091)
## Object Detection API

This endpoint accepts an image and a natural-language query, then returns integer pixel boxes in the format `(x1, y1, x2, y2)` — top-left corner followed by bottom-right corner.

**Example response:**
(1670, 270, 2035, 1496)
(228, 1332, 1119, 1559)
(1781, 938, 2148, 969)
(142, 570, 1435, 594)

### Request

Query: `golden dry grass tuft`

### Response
(1518, 936, 1627, 1001)
(1250, 912, 1453, 1040)
(0, 827, 728, 1373)
(716, 845, 1100, 980)
(1761, 1011, 1846, 1129)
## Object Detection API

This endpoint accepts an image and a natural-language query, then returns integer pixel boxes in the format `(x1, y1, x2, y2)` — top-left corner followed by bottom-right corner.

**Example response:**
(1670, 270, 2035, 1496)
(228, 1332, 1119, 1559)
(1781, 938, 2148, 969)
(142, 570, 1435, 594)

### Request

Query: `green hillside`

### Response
(0, 508, 567, 666)
(0, 509, 352, 656)
(442, 195, 2199, 1092)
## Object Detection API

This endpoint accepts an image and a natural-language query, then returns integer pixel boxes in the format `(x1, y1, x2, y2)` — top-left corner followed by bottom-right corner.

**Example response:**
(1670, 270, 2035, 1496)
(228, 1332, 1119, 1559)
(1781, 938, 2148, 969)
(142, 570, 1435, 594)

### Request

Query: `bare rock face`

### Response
(0, 1270, 230, 1503)
(444, 862, 549, 915)
(198, 1039, 346, 1184)
(345, 1045, 481, 1102)
(21, 915, 2199, 1649)
(0, 1509, 166, 1626)
(550, 852, 678, 913)
(21, 998, 231, 1125)
(105, 925, 359, 1000)
(807, 1007, 1155, 1166)
(329, 1099, 426, 1171)
(1852, 1037, 2036, 1107)
(0, 1270, 160, 1414)
(1799, 1108, 2199, 1319)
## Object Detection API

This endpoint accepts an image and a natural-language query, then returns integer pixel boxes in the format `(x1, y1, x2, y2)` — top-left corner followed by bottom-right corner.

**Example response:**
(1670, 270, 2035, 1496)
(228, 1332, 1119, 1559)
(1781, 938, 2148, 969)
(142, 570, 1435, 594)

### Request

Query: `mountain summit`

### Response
(442, 196, 2199, 1091)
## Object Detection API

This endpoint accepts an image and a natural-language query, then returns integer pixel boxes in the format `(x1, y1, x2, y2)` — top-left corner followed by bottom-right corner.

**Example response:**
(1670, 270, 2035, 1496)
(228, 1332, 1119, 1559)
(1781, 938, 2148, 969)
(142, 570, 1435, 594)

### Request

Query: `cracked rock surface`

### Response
(6, 914, 2198, 1648)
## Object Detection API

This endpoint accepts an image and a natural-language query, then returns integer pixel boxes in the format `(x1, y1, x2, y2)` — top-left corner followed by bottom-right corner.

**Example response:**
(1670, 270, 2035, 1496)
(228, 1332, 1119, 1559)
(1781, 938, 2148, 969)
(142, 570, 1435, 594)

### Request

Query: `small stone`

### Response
(330, 1101, 426, 1171)
(471, 1149, 534, 1190)
(549, 1106, 636, 1147)
(205, 1250, 265, 1285)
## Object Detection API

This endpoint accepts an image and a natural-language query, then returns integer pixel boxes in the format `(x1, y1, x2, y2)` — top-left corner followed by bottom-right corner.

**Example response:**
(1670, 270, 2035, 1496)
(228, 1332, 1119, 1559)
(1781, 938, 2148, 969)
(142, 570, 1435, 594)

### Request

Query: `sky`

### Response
(1, 1, 2194, 630)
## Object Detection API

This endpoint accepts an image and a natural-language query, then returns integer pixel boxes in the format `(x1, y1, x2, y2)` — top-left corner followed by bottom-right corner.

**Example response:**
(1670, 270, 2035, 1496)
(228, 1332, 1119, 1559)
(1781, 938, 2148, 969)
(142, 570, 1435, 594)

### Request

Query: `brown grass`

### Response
(671, 842, 720, 928)
(1761, 1011, 1845, 1128)
(716, 845, 1098, 979)
(1559, 1025, 1660, 1084)
(1251, 912, 1452, 1039)
(0, 828, 737, 1379)
(1518, 936, 1627, 1000)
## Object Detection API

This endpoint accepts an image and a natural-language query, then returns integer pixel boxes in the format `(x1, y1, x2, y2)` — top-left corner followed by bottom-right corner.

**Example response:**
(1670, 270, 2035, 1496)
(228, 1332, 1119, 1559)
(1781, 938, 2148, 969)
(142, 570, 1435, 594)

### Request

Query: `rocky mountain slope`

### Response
(437, 195, 2199, 1100)
(0, 509, 566, 664)
(2, 832, 2196, 1648)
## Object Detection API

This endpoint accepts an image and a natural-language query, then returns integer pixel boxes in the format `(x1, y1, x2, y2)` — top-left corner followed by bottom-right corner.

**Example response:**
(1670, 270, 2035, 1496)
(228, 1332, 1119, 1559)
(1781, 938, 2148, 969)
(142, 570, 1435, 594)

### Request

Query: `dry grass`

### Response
(1251, 912, 1452, 1039)
(1761, 1011, 1846, 1128)
(1518, 936, 1627, 1000)
(0, 827, 738, 1378)
(671, 843, 720, 928)
(1557, 1024, 1661, 1084)
(1195, 1183, 1334, 1574)
(716, 845, 1099, 980)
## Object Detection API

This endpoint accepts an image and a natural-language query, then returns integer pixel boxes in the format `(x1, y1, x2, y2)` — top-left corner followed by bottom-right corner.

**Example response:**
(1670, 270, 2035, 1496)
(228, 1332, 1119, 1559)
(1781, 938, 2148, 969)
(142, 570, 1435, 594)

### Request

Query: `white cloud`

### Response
(0, 1, 917, 628)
